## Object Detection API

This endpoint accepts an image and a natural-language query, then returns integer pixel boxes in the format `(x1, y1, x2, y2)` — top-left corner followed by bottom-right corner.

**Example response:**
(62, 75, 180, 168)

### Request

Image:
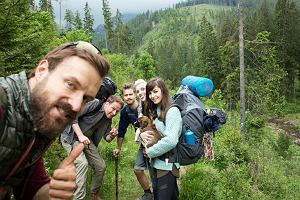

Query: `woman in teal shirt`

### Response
(142, 77, 182, 200)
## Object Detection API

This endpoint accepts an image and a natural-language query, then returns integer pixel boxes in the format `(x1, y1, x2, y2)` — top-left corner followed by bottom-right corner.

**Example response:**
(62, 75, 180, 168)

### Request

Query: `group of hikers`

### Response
(0, 41, 184, 200)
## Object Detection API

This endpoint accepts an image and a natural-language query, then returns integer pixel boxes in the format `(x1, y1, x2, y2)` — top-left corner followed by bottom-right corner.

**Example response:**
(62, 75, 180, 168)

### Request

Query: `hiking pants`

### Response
(61, 140, 106, 199)
(154, 171, 178, 200)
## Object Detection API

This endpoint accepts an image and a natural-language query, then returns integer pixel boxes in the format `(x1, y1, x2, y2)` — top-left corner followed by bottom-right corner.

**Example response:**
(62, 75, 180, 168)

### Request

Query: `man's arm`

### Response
(72, 123, 90, 145)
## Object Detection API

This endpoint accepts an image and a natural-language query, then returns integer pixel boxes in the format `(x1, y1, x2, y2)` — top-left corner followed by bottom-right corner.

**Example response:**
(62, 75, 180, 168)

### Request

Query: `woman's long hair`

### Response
(145, 77, 172, 121)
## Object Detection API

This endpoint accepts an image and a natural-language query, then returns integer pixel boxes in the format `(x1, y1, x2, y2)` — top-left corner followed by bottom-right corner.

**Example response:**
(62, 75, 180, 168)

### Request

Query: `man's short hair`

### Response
(106, 95, 124, 108)
(121, 83, 135, 95)
(29, 41, 110, 78)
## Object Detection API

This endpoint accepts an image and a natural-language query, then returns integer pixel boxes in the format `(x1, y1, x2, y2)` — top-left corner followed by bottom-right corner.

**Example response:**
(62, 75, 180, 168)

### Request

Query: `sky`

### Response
(51, 0, 182, 27)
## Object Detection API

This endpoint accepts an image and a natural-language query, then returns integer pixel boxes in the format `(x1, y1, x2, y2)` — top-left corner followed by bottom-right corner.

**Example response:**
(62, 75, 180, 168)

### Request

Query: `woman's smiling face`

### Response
(149, 86, 162, 105)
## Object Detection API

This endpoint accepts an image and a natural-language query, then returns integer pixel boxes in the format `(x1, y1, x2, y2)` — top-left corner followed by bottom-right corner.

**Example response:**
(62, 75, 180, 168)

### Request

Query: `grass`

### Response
(45, 125, 152, 200)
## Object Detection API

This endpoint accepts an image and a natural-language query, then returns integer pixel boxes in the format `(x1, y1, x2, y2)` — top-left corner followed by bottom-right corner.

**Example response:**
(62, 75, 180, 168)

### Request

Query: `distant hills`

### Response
(94, 13, 137, 33)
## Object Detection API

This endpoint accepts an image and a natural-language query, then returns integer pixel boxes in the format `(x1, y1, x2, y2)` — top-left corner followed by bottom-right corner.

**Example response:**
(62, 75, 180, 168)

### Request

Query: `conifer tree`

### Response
(197, 16, 221, 87)
(64, 9, 74, 31)
(39, 0, 54, 19)
(83, 2, 94, 34)
(274, 0, 300, 99)
(102, 0, 114, 40)
(74, 11, 82, 30)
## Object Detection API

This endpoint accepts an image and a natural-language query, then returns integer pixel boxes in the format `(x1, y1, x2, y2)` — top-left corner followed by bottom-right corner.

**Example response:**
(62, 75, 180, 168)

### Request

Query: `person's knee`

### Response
(134, 168, 144, 176)
(95, 162, 106, 173)
(76, 158, 88, 170)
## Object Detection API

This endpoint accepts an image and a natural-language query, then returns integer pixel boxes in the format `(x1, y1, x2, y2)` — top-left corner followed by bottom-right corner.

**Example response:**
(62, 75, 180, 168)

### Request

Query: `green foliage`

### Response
(111, 9, 135, 54)
(218, 163, 253, 199)
(132, 51, 156, 80)
(58, 29, 92, 43)
(139, 4, 231, 88)
(245, 111, 266, 129)
(105, 53, 145, 90)
(180, 111, 300, 200)
(74, 11, 83, 30)
(44, 138, 67, 176)
(197, 16, 221, 87)
(203, 89, 227, 109)
(180, 163, 220, 200)
(274, 0, 300, 100)
(102, 0, 113, 40)
(245, 31, 287, 116)
(64, 9, 74, 31)
(83, 2, 94, 34)
(0, 8, 57, 76)
(275, 132, 293, 159)
(214, 126, 250, 170)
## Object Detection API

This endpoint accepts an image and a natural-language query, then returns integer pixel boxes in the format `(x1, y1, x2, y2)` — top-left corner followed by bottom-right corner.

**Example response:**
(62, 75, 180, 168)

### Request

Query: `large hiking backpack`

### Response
(96, 77, 117, 104)
(162, 87, 226, 166)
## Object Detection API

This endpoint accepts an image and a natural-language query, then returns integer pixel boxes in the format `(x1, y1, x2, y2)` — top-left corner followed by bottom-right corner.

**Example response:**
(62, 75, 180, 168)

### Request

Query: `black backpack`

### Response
(161, 87, 226, 166)
(96, 77, 117, 104)
(80, 77, 117, 119)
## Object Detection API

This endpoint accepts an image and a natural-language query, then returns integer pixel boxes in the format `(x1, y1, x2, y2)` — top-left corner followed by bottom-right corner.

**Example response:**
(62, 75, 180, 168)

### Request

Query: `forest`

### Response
(1, 0, 300, 199)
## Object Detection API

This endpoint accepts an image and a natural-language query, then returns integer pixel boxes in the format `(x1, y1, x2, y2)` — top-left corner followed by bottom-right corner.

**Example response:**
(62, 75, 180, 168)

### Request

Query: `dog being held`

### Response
(138, 116, 163, 148)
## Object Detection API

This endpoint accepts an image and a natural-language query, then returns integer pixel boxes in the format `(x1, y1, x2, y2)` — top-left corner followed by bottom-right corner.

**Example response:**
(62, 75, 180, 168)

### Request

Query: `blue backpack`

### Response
(161, 87, 226, 166)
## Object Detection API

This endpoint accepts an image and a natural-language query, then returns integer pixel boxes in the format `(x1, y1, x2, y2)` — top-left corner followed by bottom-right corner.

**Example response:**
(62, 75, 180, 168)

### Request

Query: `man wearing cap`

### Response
(0, 41, 109, 200)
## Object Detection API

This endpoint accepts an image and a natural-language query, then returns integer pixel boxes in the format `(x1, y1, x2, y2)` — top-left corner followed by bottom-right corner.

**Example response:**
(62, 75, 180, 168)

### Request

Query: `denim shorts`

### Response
(134, 144, 150, 170)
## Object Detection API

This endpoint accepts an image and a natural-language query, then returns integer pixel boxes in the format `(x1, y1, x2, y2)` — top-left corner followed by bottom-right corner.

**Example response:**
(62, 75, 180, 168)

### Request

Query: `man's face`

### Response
(135, 83, 146, 102)
(123, 88, 136, 106)
(104, 101, 122, 119)
(30, 56, 101, 139)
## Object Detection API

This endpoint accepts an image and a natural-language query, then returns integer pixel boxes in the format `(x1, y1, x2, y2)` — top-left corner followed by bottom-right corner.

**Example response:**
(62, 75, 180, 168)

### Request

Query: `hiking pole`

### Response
(115, 156, 119, 200)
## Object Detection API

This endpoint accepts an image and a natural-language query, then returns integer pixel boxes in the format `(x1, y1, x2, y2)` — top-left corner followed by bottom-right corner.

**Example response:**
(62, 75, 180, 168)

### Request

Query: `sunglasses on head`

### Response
(62, 41, 102, 55)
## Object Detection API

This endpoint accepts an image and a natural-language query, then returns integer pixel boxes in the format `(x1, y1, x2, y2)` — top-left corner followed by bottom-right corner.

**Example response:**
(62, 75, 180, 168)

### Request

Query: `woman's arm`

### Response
(146, 107, 182, 158)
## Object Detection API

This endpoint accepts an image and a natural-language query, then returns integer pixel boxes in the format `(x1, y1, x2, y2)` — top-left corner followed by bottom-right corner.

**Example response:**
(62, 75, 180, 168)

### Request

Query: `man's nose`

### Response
(69, 96, 83, 113)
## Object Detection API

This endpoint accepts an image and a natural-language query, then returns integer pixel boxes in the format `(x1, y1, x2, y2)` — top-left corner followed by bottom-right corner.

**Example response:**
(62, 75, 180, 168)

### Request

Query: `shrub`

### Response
(180, 163, 220, 200)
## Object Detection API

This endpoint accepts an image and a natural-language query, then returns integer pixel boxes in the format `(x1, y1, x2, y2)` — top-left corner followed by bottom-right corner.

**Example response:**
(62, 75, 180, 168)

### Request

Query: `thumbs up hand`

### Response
(49, 143, 84, 199)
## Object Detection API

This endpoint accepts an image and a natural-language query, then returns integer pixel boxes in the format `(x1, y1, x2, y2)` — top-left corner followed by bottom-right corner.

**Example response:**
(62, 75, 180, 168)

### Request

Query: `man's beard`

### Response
(29, 79, 77, 139)
(126, 98, 134, 106)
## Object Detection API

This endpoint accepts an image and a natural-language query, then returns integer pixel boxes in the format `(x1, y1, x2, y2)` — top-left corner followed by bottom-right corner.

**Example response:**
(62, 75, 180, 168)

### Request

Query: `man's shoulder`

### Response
(0, 85, 8, 123)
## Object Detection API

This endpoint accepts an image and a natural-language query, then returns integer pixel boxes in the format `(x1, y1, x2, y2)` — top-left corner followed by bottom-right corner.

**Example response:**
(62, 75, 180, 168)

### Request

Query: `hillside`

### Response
(130, 4, 233, 87)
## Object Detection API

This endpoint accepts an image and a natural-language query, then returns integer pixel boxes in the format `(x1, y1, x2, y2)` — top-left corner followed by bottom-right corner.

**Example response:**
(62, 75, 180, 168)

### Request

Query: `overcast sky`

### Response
(52, 0, 182, 27)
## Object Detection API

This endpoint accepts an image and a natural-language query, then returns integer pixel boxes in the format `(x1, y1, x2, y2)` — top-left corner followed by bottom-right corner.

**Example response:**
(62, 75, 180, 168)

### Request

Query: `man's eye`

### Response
(66, 81, 75, 89)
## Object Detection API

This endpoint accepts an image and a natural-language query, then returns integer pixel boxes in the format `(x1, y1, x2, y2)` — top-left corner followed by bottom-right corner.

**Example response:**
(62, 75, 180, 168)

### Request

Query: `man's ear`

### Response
(35, 59, 49, 80)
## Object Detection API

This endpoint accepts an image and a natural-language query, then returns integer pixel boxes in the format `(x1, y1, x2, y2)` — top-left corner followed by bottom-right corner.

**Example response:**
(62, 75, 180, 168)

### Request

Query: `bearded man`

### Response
(0, 41, 109, 200)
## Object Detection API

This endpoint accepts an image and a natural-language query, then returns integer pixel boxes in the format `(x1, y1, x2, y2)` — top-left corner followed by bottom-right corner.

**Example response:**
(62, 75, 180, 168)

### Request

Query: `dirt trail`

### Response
(268, 118, 300, 146)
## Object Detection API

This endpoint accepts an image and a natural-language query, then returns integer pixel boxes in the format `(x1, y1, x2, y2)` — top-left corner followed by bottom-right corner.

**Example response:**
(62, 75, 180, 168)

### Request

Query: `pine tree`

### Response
(74, 11, 82, 30)
(114, 9, 123, 52)
(274, 0, 300, 99)
(102, 0, 114, 41)
(64, 9, 74, 31)
(83, 2, 94, 34)
(197, 16, 221, 87)
(39, 0, 54, 19)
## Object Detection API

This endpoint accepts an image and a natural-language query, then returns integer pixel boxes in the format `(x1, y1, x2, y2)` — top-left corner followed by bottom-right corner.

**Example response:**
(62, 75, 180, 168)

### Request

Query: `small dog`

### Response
(138, 116, 163, 148)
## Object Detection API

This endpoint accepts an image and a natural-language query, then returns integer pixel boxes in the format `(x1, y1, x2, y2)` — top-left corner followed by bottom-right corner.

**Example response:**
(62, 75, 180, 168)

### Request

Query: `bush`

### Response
(218, 164, 253, 200)
(180, 163, 220, 200)
(274, 132, 293, 159)
(213, 126, 250, 170)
